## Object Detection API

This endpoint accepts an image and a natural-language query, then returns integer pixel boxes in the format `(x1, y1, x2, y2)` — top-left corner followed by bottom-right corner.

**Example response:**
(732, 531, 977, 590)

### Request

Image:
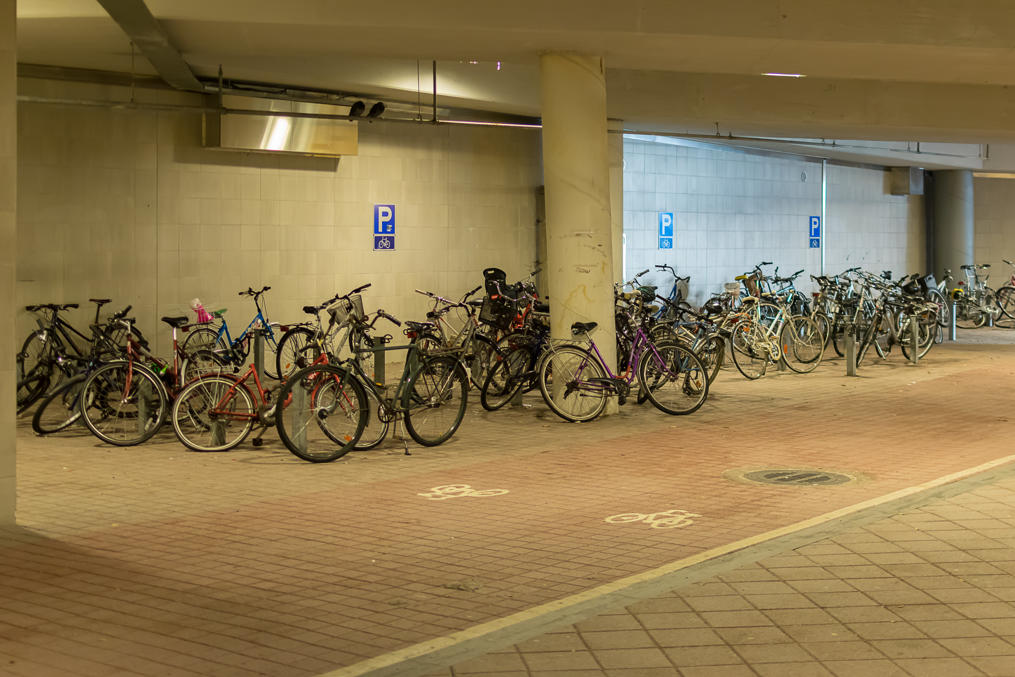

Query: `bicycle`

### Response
(276, 304, 469, 461)
(728, 295, 824, 379)
(536, 314, 708, 422)
(17, 298, 140, 413)
(991, 259, 1015, 321)
(184, 286, 284, 378)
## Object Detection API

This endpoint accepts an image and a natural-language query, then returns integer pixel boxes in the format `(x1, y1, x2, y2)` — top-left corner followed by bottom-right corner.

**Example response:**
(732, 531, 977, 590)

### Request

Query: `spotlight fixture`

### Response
(762, 72, 806, 78)
(366, 102, 385, 118)
(347, 100, 366, 117)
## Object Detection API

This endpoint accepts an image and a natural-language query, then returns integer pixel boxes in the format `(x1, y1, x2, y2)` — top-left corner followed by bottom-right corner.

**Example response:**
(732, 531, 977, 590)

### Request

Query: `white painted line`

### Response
(319, 452, 1015, 677)
(605, 509, 700, 529)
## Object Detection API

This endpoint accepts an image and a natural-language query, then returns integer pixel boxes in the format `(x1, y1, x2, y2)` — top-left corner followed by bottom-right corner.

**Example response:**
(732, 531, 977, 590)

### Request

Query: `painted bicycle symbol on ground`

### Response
(418, 484, 509, 501)
(605, 509, 701, 529)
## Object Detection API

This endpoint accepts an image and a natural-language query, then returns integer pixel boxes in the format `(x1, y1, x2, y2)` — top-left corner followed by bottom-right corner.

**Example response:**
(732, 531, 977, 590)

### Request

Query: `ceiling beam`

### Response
(95, 0, 203, 91)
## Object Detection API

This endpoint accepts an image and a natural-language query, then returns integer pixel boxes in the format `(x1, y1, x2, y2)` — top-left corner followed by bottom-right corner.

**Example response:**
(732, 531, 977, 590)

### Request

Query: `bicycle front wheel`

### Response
(730, 323, 768, 380)
(79, 361, 168, 446)
(32, 374, 87, 435)
(639, 341, 709, 415)
(352, 383, 389, 451)
(274, 327, 315, 380)
(276, 364, 367, 462)
(538, 345, 608, 422)
(171, 375, 255, 452)
(403, 356, 469, 446)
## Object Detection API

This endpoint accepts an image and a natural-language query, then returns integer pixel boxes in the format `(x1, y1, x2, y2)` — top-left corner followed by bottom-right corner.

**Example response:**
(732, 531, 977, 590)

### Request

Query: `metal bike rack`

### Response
(373, 337, 386, 386)
(909, 321, 919, 365)
(291, 381, 308, 453)
(949, 302, 957, 341)
(253, 327, 266, 383)
(844, 319, 857, 377)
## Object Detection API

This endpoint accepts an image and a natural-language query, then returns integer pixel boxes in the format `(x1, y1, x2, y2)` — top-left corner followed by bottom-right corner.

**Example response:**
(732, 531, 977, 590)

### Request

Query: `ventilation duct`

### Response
(203, 95, 358, 157)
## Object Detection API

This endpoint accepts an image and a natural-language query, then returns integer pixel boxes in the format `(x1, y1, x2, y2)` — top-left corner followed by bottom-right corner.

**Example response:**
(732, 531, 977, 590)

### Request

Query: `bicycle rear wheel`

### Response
(403, 356, 469, 446)
(352, 383, 389, 451)
(730, 323, 768, 380)
(32, 374, 87, 435)
(276, 363, 367, 462)
(481, 346, 533, 411)
(639, 341, 709, 415)
(537, 345, 608, 422)
(274, 327, 316, 380)
(781, 316, 825, 373)
(78, 361, 168, 446)
(171, 375, 255, 452)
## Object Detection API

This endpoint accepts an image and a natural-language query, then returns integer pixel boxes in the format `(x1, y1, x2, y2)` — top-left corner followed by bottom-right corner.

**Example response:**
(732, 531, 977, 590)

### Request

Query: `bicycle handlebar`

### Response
(375, 309, 401, 327)
(239, 286, 271, 297)
(112, 305, 132, 320)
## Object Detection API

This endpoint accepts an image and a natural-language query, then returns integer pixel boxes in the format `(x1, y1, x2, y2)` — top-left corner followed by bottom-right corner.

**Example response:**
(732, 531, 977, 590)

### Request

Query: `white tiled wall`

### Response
(623, 138, 925, 304)
(1, 0, 15, 523)
(974, 178, 1015, 289)
(16, 80, 542, 355)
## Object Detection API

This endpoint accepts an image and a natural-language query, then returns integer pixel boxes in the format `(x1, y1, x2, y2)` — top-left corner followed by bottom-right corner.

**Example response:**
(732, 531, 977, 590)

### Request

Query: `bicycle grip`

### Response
(377, 309, 402, 326)
(761, 261, 773, 266)
(637, 269, 649, 277)
(465, 285, 482, 298)
(351, 283, 371, 294)
(114, 305, 132, 319)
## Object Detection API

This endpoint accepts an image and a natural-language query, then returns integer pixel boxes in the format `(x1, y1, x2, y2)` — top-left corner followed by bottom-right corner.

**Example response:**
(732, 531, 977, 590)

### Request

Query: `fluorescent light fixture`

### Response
(762, 72, 806, 78)
(265, 117, 291, 151)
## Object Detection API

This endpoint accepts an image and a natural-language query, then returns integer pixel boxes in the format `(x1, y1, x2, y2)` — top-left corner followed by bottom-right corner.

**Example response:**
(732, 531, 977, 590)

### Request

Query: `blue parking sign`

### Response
(659, 237, 673, 250)
(809, 238, 820, 249)
(659, 212, 674, 237)
(809, 216, 820, 238)
(374, 235, 395, 250)
(374, 205, 395, 234)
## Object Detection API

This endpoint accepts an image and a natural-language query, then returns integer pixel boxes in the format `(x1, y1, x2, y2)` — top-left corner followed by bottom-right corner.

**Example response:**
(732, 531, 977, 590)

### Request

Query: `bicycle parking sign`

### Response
(809, 216, 820, 249)
(659, 212, 674, 250)
(374, 204, 395, 251)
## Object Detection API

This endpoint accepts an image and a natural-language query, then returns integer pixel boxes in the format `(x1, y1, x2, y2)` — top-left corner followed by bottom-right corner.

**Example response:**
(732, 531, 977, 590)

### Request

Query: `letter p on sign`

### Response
(374, 205, 395, 234)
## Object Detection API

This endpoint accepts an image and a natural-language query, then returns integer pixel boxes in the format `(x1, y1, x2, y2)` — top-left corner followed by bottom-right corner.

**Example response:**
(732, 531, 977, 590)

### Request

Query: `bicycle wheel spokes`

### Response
(276, 364, 366, 462)
(782, 316, 825, 373)
(538, 345, 608, 422)
(404, 356, 468, 446)
(730, 324, 768, 380)
(80, 362, 167, 446)
(481, 347, 532, 411)
(639, 342, 709, 415)
(171, 375, 254, 452)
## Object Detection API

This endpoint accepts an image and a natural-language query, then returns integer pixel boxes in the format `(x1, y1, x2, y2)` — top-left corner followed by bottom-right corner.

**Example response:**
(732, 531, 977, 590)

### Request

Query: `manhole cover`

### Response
(740, 469, 854, 486)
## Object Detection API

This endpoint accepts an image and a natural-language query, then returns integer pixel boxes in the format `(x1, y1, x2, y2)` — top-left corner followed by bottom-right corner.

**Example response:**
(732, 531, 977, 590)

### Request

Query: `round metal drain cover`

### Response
(741, 469, 854, 486)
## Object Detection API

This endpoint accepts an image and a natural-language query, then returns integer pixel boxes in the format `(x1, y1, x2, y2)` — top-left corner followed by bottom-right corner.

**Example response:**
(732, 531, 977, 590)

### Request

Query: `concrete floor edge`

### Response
(318, 453, 1015, 677)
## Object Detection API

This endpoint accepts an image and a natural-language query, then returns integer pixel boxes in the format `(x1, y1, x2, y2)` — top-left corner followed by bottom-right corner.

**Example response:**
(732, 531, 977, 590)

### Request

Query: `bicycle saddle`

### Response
(571, 321, 597, 335)
(161, 316, 189, 328)
(302, 305, 319, 315)
(741, 297, 759, 304)
(89, 298, 111, 305)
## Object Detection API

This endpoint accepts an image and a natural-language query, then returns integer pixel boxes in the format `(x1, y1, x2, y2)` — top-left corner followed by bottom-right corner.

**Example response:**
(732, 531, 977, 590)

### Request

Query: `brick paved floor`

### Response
(3, 330, 1015, 676)
(443, 470, 1015, 677)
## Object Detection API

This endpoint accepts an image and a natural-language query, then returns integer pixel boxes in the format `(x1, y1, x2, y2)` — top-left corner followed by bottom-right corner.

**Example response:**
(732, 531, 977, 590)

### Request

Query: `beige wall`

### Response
(17, 80, 542, 356)
(974, 177, 1015, 289)
(1, 0, 15, 524)
(623, 138, 925, 303)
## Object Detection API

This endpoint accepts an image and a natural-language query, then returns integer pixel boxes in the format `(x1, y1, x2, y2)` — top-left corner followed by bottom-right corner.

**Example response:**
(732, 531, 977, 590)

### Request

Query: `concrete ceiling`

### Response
(16, 0, 1015, 148)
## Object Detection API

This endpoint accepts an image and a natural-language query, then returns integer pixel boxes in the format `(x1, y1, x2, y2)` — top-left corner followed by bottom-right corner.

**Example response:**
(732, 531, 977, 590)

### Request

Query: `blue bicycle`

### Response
(183, 286, 283, 378)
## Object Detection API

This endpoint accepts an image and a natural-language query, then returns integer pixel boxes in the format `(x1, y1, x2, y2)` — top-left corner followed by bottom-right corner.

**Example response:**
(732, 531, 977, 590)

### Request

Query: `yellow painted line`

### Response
(320, 453, 1015, 677)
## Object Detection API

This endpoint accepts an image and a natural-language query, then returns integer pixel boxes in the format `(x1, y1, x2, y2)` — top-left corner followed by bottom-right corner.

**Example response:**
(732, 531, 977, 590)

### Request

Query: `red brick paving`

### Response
(3, 340, 1015, 675)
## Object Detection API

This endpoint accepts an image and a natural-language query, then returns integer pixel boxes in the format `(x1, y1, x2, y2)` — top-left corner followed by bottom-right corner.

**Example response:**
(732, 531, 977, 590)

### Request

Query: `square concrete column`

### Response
(932, 170, 974, 282)
(0, 0, 15, 524)
(540, 53, 617, 374)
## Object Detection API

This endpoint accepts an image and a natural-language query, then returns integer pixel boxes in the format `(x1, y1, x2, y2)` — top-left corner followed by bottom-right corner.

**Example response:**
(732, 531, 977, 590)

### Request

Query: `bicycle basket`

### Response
(479, 296, 515, 330)
(723, 282, 741, 294)
(328, 295, 366, 325)
(975, 267, 990, 283)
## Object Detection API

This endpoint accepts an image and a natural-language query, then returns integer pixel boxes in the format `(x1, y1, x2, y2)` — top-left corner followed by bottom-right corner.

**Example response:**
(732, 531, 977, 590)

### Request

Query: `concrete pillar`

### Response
(608, 120, 624, 284)
(932, 170, 974, 284)
(540, 53, 617, 375)
(0, 0, 15, 525)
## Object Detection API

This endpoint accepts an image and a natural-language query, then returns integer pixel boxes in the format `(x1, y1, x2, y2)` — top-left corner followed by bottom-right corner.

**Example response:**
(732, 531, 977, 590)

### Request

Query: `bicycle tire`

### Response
(696, 333, 725, 384)
(78, 361, 168, 446)
(481, 346, 533, 411)
(403, 356, 469, 446)
(927, 289, 951, 327)
(781, 315, 825, 373)
(537, 345, 608, 422)
(179, 348, 227, 385)
(17, 329, 60, 412)
(638, 341, 709, 415)
(353, 383, 389, 451)
(276, 363, 367, 462)
(899, 308, 938, 360)
(171, 375, 255, 452)
(729, 323, 768, 380)
(182, 326, 222, 355)
(32, 374, 88, 435)
(274, 327, 316, 380)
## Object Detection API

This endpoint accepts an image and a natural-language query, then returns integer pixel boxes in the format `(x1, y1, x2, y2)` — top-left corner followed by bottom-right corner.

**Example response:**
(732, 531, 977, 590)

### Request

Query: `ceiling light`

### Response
(762, 72, 806, 78)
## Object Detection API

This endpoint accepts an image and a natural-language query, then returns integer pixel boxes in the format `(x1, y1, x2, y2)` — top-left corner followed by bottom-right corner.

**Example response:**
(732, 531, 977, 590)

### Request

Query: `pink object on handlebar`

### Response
(191, 298, 213, 323)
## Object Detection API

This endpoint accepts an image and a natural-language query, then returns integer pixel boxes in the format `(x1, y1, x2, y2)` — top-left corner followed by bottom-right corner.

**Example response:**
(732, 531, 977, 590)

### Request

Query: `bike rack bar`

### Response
(373, 337, 386, 386)
(253, 327, 265, 383)
(844, 319, 857, 377)
(988, 311, 995, 328)
(138, 379, 149, 433)
(291, 381, 308, 453)
(909, 320, 919, 365)
(949, 302, 957, 341)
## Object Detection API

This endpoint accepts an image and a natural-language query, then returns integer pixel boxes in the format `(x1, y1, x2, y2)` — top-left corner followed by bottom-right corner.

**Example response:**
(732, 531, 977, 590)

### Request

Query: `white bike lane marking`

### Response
(418, 484, 509, 500)
(605, 509, 701, 529)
